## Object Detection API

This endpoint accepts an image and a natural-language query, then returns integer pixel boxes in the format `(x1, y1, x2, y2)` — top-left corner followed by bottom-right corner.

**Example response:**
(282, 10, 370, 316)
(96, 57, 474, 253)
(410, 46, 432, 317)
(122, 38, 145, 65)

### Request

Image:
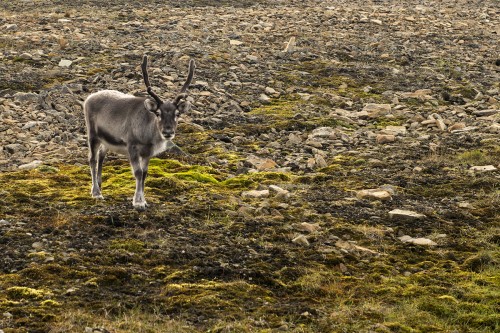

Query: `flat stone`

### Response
(363, 103, 391, 118)
(241, 189, 270, 199)
(0, 219, 11, 226)
(265, 87, 277, 95)
(470, 165, 497, 172)
(18, 160, 43, 170)
(284, 36, 296, 53)
(399, 235, 437, 246)
(389, 209, 426, 221)
(32, 242, 44, 250)
(13, 92, 39, 103)
(3, 24, 18, 31)
(58, 59, 73, 67)
(472, 109, 498, 117)
(310, 127, 336, 139)
(269, 185, 290, 200)
(287, 133, 302, 145)
(246, 55, 259, 62)
(335, 240, 379, 256)
(229, 39, 243, 46)
(356, 189, 392, 201)
(259, 94, 271, 104)
(384, 125, 407, 135)
(448, 123, 466, 132)
(246, 155, 278, 171)
(435, 118, 447, 131)
(376, 134, 396, 144)
(292, 234, 310, 246)
(400, 89, 433, 99)
(298, 222, 320, 233)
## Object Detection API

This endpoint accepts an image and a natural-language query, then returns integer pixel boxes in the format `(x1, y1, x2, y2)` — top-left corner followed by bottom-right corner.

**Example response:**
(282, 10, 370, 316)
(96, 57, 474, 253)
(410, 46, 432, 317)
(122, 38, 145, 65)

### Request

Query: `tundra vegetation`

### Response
(0, 1, 499, 332)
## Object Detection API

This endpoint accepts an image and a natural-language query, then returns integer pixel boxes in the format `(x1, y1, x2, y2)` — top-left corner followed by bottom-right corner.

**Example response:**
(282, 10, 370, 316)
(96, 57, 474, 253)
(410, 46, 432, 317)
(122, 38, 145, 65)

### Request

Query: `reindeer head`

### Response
(141, 55, 195, 140)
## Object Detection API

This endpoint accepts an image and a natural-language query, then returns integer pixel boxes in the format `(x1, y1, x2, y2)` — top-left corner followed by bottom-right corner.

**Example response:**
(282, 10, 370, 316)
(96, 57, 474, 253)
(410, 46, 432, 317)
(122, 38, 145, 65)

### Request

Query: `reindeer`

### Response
(83, 55, 196, 210)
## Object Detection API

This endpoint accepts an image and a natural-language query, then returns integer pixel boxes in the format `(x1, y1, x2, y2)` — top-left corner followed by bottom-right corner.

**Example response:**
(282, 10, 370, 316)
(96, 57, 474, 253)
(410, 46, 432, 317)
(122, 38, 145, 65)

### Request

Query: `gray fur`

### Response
(83, 57, 195, 210)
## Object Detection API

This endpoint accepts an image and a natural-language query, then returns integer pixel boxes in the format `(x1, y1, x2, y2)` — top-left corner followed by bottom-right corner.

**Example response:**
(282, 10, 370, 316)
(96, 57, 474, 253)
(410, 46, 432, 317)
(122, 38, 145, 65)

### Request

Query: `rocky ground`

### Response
(0, 0, 499, 332)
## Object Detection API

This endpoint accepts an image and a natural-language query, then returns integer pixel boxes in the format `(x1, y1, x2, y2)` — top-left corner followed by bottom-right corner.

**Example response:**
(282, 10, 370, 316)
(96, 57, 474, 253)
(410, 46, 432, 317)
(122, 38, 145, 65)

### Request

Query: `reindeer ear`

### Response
(177, 101, 191, 114)
(144, 99, 158, 113)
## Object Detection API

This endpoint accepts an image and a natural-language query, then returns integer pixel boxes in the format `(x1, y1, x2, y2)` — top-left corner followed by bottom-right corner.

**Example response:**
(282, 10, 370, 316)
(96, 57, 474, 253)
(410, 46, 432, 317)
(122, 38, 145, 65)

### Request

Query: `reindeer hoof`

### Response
(133, 201, 148, 211)
(92, 193, 104, 200)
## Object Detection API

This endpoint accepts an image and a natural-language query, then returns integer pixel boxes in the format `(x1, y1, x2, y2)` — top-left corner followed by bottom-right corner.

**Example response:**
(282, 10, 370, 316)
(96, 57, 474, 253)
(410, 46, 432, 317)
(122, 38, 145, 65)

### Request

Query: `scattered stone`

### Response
(314, 154, 328, 168)
(32, 242, 44, 250)
(269, 185, 290, 199)
(58, 59, 73, 67)
(298, 222, 320, 233)
(470, 165, 497, 172)
(472, 109, 498, 117)
(246, 55, 259, 62)
(246, 155, 278, 171)
(389, 209, 426, 221)
(229, 39, 243, 46)
(13, 92, 39, 103)
(241, 190, 270, 199)
(335, 240, 379, 256)
(265, 87, 277, 95)
(19, 160, 43, 170)
(292, 234, 310, 246)
(448, 123, 466, 132)
(356, 189, 392, 201)
(3, 24, 18, 31)
(284, 36, 296, 53)
(399, 235, 437, 246)
(0, 219, 11, 226)
(3, 312, 13, 319)
(287, 133, 302, 145)
(363, 103, 391, 118)
(259, 94, 271, 104)
(376, 134, 396, 144)
(383, 126, 407, 135)
(435, 118, 447, 131)
(310, 127, 337, 139)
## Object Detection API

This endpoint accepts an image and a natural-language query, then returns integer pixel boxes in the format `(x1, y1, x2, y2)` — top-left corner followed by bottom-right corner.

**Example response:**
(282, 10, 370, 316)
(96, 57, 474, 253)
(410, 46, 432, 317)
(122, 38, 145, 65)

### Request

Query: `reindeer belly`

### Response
(97, 127, 128, 155)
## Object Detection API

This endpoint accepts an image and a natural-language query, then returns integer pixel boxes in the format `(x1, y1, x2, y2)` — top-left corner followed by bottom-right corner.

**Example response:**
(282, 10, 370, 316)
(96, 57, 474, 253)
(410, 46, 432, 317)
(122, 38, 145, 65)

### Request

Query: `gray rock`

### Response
(241, 189, 270, 199)
(470, 165, 497, 172)
(292, 234, 310, 246)
(376, 134, 396, 144)
(356, 189, 392, 201)
(259, 94, 271, 104)
(363, 103, 391, 118)
(399, 235, 437, 246)
(246, 155, 278, 171)
(472, 109, 498, 117)
(3, 24, 18, 31)
(58, 59, 73, 67)
(13, 92, 39, 103)
(310, 127, 336, 139)
(18, 160, 43, 170)
(389, 209, 426, 221)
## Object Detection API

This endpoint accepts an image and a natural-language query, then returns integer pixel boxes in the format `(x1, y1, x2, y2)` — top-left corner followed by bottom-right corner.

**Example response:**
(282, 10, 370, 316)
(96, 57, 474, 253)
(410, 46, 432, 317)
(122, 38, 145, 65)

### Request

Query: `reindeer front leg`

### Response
(129, 146, 147, 210)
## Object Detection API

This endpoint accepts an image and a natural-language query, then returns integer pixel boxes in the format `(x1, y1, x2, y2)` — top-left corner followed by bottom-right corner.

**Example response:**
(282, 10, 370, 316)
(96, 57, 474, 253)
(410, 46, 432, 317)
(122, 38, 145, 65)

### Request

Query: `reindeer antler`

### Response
(180, 59, 196, 94)
(141, 55, 163, 106)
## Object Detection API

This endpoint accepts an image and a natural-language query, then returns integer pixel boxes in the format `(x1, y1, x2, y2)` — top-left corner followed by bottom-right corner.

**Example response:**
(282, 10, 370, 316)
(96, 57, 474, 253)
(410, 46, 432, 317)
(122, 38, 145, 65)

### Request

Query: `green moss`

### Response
(250, 96, 302, 119)
(456, 149, 498, 166)
(41, 299, 62, 307)
(222, 172, 291, 189)
(6, 286, 52, 300)
(374, 116, 407, 127)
